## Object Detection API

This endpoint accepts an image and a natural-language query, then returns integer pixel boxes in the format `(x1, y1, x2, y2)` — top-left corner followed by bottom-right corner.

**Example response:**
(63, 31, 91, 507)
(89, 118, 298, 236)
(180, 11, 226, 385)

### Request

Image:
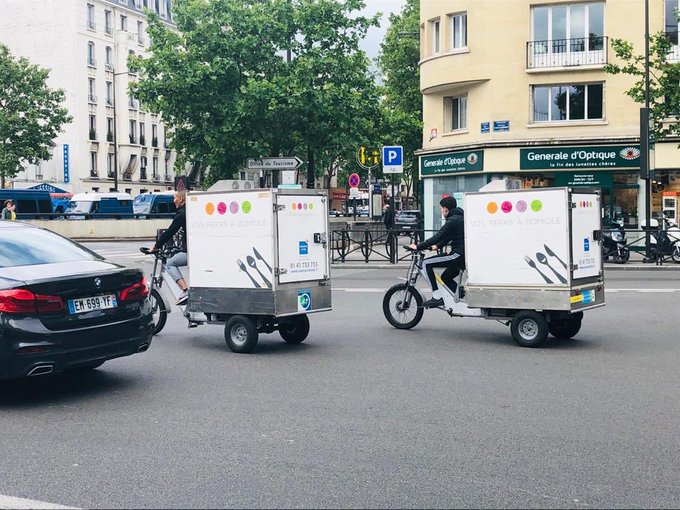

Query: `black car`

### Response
(394, 209, 421, 236)
(0, 222, 154, 380)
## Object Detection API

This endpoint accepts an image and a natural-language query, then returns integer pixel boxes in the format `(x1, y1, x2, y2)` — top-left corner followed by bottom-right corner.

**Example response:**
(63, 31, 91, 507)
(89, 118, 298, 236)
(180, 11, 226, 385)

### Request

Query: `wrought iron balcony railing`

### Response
(527, 36, 608, 69)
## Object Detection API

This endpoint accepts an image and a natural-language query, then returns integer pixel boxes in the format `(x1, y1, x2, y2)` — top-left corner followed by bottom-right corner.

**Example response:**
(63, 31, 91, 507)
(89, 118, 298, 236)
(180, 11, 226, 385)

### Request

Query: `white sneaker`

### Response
(176, 289, 189, 305)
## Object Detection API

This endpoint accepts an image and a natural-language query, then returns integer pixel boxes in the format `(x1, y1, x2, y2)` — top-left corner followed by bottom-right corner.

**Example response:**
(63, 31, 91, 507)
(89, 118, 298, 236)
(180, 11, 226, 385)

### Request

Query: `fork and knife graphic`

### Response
(237, 247, 273, 289)
(524, 244, 568, 284)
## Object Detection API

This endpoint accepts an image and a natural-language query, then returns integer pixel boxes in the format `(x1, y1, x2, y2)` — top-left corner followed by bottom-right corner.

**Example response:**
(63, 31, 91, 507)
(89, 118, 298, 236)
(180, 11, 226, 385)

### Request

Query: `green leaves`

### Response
(0, 44, 71, 186)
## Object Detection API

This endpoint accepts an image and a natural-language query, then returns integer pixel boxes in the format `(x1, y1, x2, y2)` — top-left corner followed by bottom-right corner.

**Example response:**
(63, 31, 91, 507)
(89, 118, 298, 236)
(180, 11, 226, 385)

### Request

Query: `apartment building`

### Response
(419, 0, 680, 231)
(0, 0, 179, 195)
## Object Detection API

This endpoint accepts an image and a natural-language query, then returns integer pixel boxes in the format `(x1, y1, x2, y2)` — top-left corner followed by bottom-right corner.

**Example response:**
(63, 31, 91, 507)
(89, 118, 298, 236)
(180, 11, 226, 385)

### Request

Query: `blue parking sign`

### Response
(382, 145, 403, 174)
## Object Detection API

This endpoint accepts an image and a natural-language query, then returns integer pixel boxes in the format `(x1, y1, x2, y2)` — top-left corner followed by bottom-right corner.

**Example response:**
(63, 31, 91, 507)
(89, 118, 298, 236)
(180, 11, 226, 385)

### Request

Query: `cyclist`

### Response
(409, 195, 464, 308)
(149, 191, 189, 305)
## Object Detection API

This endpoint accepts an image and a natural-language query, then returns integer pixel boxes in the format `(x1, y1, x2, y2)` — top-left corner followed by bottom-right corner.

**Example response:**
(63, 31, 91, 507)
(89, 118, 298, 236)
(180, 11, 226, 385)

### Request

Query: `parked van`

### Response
(0, 190, 53, 219)
(66, 192, 134, 219)
(133, 191, 176, 218)
(50, 193, 73, 214)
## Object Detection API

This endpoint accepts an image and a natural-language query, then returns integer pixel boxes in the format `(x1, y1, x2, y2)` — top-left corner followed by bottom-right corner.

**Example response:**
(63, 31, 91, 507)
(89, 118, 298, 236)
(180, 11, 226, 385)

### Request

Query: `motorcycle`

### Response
(602, 218, 630, 264)
(650, 216, 680, 264)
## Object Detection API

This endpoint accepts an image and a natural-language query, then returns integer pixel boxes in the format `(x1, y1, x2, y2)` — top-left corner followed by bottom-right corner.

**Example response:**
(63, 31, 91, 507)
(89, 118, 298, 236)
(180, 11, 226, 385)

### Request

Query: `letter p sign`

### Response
(382, 145, 404, 174)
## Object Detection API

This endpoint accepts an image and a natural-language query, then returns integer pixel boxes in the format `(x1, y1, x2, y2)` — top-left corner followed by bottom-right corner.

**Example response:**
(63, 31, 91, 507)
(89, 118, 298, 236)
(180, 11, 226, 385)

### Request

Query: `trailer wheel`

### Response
(279, 315, 310, 344)
(511, 311, 549, 347)
(224, 315, 259, 353)
(149, 288, 167, 335)
(549, 317, 582, 340)
(383, 284, 424, 330)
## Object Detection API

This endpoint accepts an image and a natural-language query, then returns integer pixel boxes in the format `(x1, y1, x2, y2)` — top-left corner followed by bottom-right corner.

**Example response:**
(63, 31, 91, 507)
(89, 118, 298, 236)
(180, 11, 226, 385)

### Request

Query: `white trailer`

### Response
(383, 187, 605, 347)
(183, 188, 332, 352)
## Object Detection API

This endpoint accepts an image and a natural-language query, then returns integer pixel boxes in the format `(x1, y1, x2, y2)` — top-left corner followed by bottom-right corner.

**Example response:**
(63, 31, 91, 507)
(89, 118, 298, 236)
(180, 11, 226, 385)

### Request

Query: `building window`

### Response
(106, 81, 113, 106)
(89, 114, 97, 140)
(107, 153, 114, 178)
(90, 151, 98, 177)
(137, 21, 144, 44)
(532, 83, 604, 122)
(120, 15, 127, 31)
(140, 156, 148, 180)
(532, 2, 604, 54)
(105, 46, 113, 69)
(152, 124, 158, 146)
(152, 156, 159, 179)
(88, 78, 97, 103)
(140, 123, 146, 145)
(129, 120, 137, 144)
(431, 18, 441, 54)
(107, 117, 114, 142)
(450, 13, 467, 50)
(446, 95, 467, 131)
(87, 41, 96, 67)
(104, 10, 112, 34)
(87, 4, 96, 30)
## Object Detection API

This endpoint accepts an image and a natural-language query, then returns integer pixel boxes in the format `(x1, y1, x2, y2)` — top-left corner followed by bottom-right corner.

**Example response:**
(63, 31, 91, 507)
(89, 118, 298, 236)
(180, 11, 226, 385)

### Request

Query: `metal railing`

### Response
(527, 36, 608, 69)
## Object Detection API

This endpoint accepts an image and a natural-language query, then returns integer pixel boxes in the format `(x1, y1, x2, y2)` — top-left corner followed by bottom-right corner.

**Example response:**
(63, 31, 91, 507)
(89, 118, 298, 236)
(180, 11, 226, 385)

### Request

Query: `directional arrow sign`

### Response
(246, 157, 303, 170)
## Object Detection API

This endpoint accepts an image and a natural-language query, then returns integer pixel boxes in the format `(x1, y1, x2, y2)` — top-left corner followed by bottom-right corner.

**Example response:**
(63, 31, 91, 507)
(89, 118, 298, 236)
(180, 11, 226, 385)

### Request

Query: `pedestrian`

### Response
(1, 200, 16, 221)
(408, 195, 465, 308)
(148, 191, 189, 305)
(383, 203, 394, 230)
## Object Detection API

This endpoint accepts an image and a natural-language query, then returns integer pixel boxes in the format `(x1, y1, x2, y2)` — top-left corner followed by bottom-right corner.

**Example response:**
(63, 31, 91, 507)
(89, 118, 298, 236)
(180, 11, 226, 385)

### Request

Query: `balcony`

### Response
(164, 174, 171, 182)
(89, 129, 97, 141)
(87, 58, 97, 68)
(527, 36, 608, 70)
(87, 20, 96, 30)
(129, 135, 137, 144)
(107, 132, 114, 142)
(140, 169, 148, 181)
(140, 135, 146, 146)
(90, 169, 99, 178)
(152, 137, 158, 147)
(106, 97, 113, 106)
(152, 174, 160, 182)
(128, 98, 139, 110)
(88, 94, 97, 104)
(106, 170, 114, 179)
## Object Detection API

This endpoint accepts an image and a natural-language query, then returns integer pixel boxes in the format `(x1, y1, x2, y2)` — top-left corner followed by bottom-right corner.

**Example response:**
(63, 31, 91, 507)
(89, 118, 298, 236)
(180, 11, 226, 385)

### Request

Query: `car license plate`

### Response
(68, 294, 117, 314)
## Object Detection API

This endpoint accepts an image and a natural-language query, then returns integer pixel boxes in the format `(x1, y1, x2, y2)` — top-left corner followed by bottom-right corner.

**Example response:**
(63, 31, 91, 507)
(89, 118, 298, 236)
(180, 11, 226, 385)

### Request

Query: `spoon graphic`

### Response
(237, 259, 261, 288)
(536, 252, 567, 283)
(543, 244, 567, 270)
(247, 255, 271, 288)
(253, 247, 272, 274)
(524, 255, 554, 284)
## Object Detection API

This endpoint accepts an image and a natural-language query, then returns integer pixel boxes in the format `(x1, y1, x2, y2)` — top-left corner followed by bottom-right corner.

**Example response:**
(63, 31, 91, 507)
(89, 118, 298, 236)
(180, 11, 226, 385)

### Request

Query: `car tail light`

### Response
(120, 277, 149, 302)
(0, 289, 64, 314)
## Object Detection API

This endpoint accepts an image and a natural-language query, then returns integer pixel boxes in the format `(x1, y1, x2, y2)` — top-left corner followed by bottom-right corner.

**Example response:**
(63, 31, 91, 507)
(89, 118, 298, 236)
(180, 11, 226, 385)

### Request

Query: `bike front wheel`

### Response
(149, 288, 168, 335)
(383, 283, 424, 330)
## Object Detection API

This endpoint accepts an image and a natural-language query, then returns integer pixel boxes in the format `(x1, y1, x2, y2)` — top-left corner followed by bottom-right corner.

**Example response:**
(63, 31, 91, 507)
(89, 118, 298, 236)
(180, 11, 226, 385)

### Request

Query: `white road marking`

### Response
(0, 495, 79, 510)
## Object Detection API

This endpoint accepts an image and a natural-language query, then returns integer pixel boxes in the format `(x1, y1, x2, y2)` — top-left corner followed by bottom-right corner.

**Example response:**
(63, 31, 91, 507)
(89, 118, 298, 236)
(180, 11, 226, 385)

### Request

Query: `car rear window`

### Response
(0, 227, 101, 268)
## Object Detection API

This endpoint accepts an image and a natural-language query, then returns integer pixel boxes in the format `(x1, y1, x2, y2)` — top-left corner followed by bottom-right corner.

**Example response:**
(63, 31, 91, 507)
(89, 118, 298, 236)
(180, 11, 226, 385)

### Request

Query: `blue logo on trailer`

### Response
(297, 289, 312, 311)
(299, 241, 308, 255)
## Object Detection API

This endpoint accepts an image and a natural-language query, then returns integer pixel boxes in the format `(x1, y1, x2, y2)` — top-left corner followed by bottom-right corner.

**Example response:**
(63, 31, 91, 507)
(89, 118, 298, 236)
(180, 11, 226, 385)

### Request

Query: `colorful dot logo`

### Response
(516, 200, 527, 213)
(485, 199, 544, 215)
(205, 203, 215, 215)
(487, 202, 498, 214)
(291, 202, 316, 212)
(242, 201, 252, 213)
(203, 199, 252, 215)
(501, 201, 513, 213)
(217, 202, 227, 215)
(531, 200, 543, 212)
(229, 201, 239, 214)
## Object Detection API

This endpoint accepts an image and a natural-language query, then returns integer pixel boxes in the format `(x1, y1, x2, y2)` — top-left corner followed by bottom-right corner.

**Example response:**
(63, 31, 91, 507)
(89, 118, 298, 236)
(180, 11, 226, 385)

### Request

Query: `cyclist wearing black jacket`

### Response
(149, 191, 189, 305)
(409, 195, 464, 308)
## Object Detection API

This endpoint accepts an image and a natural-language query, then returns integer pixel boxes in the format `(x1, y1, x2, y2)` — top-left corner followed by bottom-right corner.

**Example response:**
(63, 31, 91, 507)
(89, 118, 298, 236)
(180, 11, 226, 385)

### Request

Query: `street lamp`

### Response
(641, 0, 654, 261)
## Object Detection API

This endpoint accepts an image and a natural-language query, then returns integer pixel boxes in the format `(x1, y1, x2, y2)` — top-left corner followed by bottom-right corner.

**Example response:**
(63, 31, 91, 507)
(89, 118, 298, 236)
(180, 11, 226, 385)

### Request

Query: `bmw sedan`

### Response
(0, 221, 154, 380)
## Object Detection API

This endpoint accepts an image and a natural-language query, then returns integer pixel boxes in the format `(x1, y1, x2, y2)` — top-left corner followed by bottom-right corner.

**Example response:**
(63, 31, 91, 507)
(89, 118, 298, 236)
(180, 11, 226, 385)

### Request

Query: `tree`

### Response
(377, 0, 421, 208)
(0, 44, 71, 188)
(131, 0, 381, 188)
(604, 32, 680, 141)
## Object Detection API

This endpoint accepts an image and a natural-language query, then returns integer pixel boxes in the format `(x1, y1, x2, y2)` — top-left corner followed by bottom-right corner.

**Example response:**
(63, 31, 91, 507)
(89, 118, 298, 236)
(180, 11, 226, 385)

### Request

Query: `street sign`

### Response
(349, 187, 360, 198)
(63, 144, 70, 184)
(348, 173, 360, 188)
(245, 157, 303, 170)
(382, 145, 403, 174)
(357, 146, 380, 170)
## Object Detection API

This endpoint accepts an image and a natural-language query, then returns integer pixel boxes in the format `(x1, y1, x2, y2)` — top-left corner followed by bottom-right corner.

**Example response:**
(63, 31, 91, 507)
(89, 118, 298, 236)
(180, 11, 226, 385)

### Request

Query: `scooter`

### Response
(650, 216, 680, 264)
(602, 218, 630, 264)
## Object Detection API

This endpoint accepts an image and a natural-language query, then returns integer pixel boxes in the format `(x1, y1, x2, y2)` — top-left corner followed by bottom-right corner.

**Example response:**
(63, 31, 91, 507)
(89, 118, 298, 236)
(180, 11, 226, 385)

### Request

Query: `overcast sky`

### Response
(359, 0, 407, 61)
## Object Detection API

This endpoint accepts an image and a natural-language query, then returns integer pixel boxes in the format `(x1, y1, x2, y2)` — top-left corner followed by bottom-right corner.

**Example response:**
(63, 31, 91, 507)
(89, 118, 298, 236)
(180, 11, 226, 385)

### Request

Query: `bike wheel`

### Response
(149, 288, 168, 335)
(383, 283, 424, 330)
(615, 246, 630, 264)
(672, 243, 680, 264)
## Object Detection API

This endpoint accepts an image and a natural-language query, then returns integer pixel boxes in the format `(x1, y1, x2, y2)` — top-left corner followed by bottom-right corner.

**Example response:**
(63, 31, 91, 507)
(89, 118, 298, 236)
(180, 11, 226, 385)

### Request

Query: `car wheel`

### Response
(548, 317, 582, 340)
(224, 315, 259, 353)
(279, 315, 310, 344)
(672, 242, 680, 264)
(511, 311, 549, 347)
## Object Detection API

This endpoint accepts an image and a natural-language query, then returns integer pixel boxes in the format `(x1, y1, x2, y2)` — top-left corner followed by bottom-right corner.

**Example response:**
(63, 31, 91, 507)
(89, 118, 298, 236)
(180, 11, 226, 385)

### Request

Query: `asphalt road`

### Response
(1, 242, 680, 509)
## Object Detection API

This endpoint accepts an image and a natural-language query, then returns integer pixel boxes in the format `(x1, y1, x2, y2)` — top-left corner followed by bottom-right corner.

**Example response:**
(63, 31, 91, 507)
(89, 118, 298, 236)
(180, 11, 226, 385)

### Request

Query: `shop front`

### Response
(419, 144, 660, 231)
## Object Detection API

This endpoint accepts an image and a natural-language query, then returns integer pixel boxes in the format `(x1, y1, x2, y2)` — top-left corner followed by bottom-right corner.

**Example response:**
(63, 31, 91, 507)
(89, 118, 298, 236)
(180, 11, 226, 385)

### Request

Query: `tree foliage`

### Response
(605, 33, 680, 141)
(131, 0, 381, 187)
(0, 44, 71, 187)
(377, 0, 421, 207)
